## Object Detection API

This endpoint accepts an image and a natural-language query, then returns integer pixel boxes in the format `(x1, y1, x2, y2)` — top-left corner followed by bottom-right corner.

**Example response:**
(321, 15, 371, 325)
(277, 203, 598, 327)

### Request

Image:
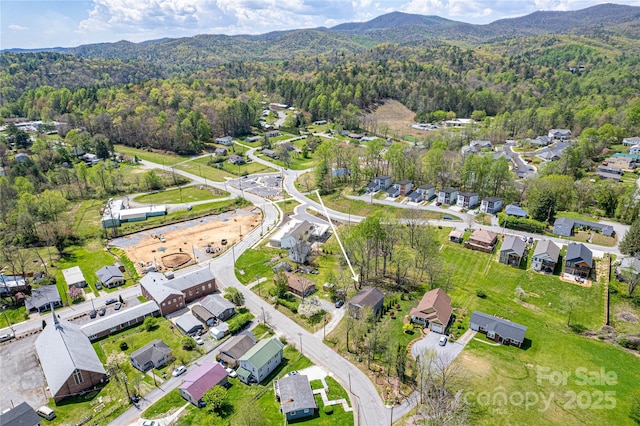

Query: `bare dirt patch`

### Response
(618, 312, 639, 323)
(365, 99, 430, 139)
(112, 207, 260, 273)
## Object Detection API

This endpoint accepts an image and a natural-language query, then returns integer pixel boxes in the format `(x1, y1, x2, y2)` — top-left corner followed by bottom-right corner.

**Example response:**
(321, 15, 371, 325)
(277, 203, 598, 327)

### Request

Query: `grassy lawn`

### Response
(278, 198, 300, 215)
(94, 318, 202, 368)
(235, 247, 287, 285)
(133, 185, 229, 204)
(252, 323, 275, 338)
(115, 145, 189, 166)
(146, 346, 318, 425)
(568, 230, 617, 247)
(258, 153, 317, 170)
(69, 199, 104, 238)
(175, 158, 235, 182)
(55, 240, 119, 301)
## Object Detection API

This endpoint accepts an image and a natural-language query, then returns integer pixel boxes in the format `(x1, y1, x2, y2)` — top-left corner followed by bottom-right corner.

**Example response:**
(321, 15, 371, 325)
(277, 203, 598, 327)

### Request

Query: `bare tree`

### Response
(401, 206, 423, 248)
(415, 349, 469, 425)
(619, 264, 640, 297)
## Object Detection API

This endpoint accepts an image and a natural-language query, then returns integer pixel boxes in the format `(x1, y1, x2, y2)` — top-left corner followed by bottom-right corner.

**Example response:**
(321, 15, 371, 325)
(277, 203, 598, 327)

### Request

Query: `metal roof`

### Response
(80, 301, 159, 338)
(35, 311, 106, 398)
(165, 267, 215, 293)
(140, 272, 184, 303)
(62, 266, 85, 285)
(175, 314, 203, 334)
(239, 337, 284, 370)
(201, 295, 235, 318)
(179, 362, 228, 402)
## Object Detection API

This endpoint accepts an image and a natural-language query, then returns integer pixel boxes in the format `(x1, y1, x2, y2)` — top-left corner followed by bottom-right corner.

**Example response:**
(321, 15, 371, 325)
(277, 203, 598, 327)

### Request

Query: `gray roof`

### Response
(470, 311, 527, 343)
(80, 301, 160, 338)
(191, 304, 215, 322)
(505, 204, 528, 218)
(349, 287, 384, 309)
(175, 314, 203, 334)
(201, 295, 235, 318)
(565, 243, 593, 266)
(396, 180, 412, 185)
(553, 217, 574, 237)
(25, 285, 61, 311)
(218, 333, 257, 360)
(96, 265, 124, 284)
(278, 374, 317, 414)
(458, 192, 478, 198)
(140, 272, 183, 302)
(439, 187, 457, 194)
(482, 196, 502, 203)
(417, 184, 434, 190)
(166, 267, 215, 293)
(130, 339, 171, 366)
(532, 240, 560, 263)
(0, 402, 41, 426)
(500, 235, 526, 257)
(620, 256, 640, 274)
(35, 311, 106, 398)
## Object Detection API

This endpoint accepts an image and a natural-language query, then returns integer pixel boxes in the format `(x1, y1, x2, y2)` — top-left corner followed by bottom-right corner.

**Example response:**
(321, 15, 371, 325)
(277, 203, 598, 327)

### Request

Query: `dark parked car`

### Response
(221, 239, 228, 245)
(114, 302, 122, 310)
(335, 300, 345, 308)
(105, 298, 117, 305)
(89, 310, 97, 319)
(98, 308, 106, 316)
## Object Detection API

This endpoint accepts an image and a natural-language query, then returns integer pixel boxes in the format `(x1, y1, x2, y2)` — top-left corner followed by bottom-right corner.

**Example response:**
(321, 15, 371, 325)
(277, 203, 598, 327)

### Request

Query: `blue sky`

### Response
(2, 0, 640, 49)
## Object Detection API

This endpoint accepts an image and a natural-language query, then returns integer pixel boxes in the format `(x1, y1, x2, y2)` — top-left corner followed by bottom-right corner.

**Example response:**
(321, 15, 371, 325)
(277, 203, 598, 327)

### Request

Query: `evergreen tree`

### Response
(620, 219, 640, 257)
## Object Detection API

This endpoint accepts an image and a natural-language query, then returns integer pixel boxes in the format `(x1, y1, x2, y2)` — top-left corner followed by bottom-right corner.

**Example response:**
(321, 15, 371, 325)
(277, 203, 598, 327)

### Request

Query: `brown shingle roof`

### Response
(469, 229, 497, 245)
(409, 288, 452, 326)
(284, 272, 316, 295)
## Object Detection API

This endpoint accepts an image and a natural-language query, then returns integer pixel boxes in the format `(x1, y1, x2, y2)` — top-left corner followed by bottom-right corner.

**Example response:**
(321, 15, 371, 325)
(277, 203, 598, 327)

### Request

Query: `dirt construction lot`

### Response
(110, 207, 261, 273)
(365, 99, 434, 139)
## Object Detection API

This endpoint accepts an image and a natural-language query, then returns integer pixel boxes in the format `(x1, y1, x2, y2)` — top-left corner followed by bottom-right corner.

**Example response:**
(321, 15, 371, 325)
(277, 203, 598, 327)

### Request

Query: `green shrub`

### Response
(476, 290, 487, 298)
(227, 312, 254, 334)
(324, 405, 334, 415)
(120, 342, 128, 351)
(278, 298, 299, 314)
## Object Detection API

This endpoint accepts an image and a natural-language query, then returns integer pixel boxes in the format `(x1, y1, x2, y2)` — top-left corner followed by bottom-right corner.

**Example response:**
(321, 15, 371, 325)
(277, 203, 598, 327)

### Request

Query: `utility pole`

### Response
(298, 332, 303, 355)
(122, 374, 131, 403)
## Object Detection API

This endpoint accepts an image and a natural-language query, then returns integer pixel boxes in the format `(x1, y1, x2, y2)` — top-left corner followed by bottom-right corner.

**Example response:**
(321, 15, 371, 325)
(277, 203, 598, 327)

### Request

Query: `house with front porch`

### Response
(237, 337, 285, 384)
(409, 288, 452, 334)
(470, 311, 527, 348)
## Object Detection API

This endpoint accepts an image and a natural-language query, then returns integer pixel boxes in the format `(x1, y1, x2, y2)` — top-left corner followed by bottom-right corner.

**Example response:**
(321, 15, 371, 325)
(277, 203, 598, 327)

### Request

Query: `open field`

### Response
(133, 185, 229, 204)
(110, 207, 261, 274)
(364, 99, 434, 140)
(115, 145, 189, 166)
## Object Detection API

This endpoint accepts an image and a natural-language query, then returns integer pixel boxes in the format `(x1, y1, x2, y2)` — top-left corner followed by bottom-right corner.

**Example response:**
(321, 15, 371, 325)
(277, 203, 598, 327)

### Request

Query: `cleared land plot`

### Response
(109, 208, 261, 274)
(115, 145, 189, 166)
(133, 186, 229, 204)
(364, 99, 437, 140)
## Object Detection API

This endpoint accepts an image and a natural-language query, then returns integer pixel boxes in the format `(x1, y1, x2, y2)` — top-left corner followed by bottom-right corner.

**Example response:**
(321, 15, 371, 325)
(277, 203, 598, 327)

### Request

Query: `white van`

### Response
(439, 336, 448, 346)
(36, 405, 56, 420)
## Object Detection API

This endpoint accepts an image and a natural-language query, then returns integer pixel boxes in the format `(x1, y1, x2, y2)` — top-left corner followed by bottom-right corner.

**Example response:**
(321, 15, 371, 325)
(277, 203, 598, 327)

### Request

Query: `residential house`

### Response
(269, 219, 329, 249)
(96, 265, 125, 289)
(130, 340, 172, 372)
(456, 192, 479, 209)
(448, 229, 464, 243)
(386, 185, 401, 198)
(622, 136, 640, 146)
(282, 272, 316, 298)
(141, 267, 216, 315)
(276, 375, 317, 421)
(504, 204, 528, 218)
(597, 165, 622, 181)
(229, 154, 246, 165)
(564, 243, 593, 279)
(175, 314, 204, 335)
(289, 241, 312, 264)
(262, 149, 279, 159)
(409, 288, 452, 334)
(394, 180, 414, 196)
(348, 287, 385, 319)
(553, 218, 614, 237)
(209, 322, 229, 340)
(191, 304, 216, 326)
(465, 229, 498, 253)
(537, 151, 561, 161)
(332, 168, 350, 178)
(201, 294, 237, 321)
(265, 130, 281, 138)
(246, 136, 261, 143)
(36, 310, 107, 402)
(215, 136, 232, 146)
(62, 266, 87, 288)
(616, 257, 640, 281)
(365, 176, 392, 193)
(470, 311, 527, 348)
(532, 240, 560, 273)
(437, 188, 458, 205)
(179, 362, 229, 407)
(480, 197, 503, 214)
(462, 140, 492, 155)
(608, 155, 638, 170)
(237, 337, 285, 384)
(80, 301, 160, 341)
(0, 402, 42, 426)
(218, 332, 257, 368)
(526, 135, 552, 147)
(81, 153, 100, 165)
(25, 285, 62, 313)
(416, 184, 435, 201)
(406, 190, 422, 203)
(0, 274, 29, 296)
(499, 235, 526, 267)
(15, 152, 29, 163)
(548, 129, 572, 140)
(214, 147, 228, 156)
(630, 145, 640, 155)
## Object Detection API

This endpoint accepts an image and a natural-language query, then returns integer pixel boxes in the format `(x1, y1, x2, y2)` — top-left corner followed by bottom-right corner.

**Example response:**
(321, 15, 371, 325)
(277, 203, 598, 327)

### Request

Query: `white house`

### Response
(456, 192, 479, 209)
(630, 145, 640, 155)
(237, 337, 284, 384)
(62, 266, 87, 288)
(548, 129, 572, 140)
(437, 188, 458, 205)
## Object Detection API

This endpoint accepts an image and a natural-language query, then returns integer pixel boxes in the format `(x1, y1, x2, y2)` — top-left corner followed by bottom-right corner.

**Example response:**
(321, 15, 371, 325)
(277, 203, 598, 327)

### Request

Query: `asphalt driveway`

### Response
(410, 329, 475, 364)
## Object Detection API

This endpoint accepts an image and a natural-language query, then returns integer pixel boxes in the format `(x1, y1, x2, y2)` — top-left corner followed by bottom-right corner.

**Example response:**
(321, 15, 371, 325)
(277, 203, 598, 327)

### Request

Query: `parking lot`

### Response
(228, 174, 283, 199)
(0, 333, 48, 411)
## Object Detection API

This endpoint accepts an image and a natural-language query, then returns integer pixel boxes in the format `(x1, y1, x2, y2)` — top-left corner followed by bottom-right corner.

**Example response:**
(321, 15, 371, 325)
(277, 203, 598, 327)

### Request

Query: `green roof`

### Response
(237, 367, 252, 381)
(239, 337, 284, 369)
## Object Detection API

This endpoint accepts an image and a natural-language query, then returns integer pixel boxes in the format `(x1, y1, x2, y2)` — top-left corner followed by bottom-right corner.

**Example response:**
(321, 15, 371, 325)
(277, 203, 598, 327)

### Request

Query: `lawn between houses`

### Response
(133, 185, 229, 204)
(323, 229, 640, 425)
(142, 346, 352, 425)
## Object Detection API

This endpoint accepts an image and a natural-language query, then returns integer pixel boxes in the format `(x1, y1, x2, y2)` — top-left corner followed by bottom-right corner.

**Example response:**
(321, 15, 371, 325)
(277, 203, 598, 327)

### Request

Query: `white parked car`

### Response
(225, 367, 237, 378)
(439, 336, 448, 346)
(172, 366, 187, 377)
(194, 336, 204, 345)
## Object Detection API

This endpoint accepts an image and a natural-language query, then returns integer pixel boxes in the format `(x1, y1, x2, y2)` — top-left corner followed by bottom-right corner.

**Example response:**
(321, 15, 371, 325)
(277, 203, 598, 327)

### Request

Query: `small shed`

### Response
(192, 304, 215, 326)
(448, 229, 464, 243)
(209, 322, 229, 340)
(175, 314, 204, 335)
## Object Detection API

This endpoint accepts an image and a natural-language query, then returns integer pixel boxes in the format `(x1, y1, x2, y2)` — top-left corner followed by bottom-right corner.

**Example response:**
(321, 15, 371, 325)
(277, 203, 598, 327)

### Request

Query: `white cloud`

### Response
(8, 24, 29, 31)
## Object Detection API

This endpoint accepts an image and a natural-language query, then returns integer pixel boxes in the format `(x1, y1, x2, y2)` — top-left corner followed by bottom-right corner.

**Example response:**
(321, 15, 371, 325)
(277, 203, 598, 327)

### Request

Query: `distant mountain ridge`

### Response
(2, 3, 639, 73)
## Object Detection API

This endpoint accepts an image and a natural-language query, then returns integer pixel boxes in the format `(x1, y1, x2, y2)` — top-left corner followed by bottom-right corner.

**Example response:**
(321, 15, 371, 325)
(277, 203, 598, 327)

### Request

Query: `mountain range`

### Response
(2, 3, 640, 75)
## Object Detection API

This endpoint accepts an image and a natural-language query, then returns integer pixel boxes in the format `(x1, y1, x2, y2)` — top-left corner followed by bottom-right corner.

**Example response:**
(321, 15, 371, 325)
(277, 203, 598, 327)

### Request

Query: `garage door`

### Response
(431, 324, 443, 333)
